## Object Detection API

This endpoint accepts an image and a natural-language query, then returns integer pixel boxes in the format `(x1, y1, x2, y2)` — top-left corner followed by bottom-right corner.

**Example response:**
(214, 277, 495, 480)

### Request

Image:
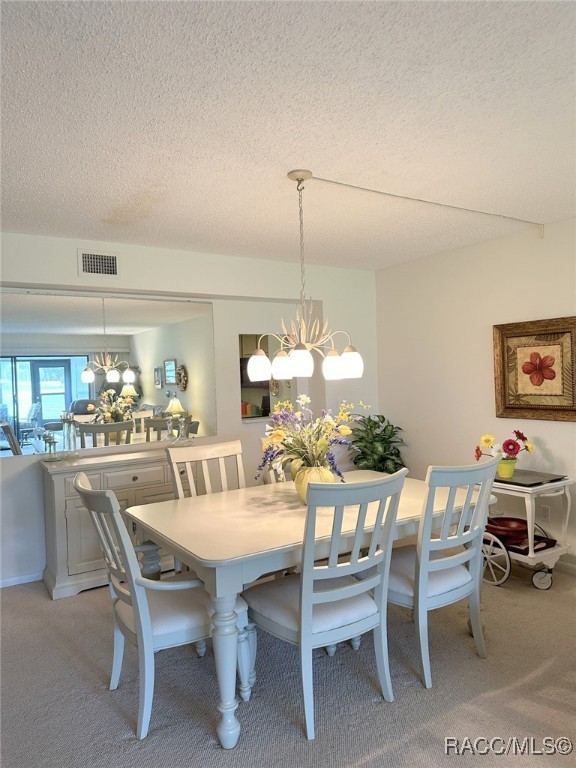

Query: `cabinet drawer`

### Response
(104, 465, 166, 489)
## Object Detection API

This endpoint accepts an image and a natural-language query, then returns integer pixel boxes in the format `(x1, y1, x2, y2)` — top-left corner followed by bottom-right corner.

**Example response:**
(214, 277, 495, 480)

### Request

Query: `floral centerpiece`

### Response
(93, 388, 136, 423)
(257, 395, 364, 498)
(474, 429, 534, 479)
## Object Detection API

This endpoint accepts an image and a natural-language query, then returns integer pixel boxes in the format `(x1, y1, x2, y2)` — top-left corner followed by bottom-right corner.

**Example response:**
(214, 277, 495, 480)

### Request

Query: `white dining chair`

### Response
(77, 419, 133, 447)
(144, 416, 199, 441)
(1, 422, 22, 455)
(72, 471, 255, 739)
(242, 469, 409, 740)
(387, 455, 500, 689)
(165, 439, 246, 497)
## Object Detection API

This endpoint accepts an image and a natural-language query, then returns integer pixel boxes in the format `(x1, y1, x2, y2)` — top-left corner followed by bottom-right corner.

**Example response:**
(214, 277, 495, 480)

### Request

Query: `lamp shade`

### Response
(120, 384, 138, 397)
(106, 368, 121, 383)
(81, 367, 95, 384)
(122, 367, 136, 384)
(340, 345, 364, 379)
(290, 344, 314, 378)
(247, 349, 272, 382)
(321, 350, 343, 380)
(165, 396, 185, 414)
(271, 350, 293, 380)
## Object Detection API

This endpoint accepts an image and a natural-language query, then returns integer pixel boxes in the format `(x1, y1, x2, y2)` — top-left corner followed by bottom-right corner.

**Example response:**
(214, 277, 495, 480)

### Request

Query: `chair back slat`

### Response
(300, 469, 408, 623)
(77, 420, 133, 448)
(166, 440, 246, 499)
(144, 416, 199, 442)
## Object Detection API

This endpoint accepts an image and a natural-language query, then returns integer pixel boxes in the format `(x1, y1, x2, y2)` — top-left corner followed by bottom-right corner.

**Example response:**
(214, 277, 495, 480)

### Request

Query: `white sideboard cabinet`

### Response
(42, 449, 176, 599)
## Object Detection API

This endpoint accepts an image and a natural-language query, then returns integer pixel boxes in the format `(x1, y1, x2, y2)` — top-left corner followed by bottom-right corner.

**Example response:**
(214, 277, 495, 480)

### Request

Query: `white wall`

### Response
(376, 217, 576, 570)
(131, 314, 216, 435)
(0, 232, 378, 586)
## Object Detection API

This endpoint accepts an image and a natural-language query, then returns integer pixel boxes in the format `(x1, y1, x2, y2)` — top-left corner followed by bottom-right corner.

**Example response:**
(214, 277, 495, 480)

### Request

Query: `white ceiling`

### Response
(1, 1, 575, 273)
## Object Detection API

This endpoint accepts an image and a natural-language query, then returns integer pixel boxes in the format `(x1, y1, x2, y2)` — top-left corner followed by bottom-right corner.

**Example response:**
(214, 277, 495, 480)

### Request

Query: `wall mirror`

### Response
(238, 334, 290, 419)
(0, 288, 217, 456)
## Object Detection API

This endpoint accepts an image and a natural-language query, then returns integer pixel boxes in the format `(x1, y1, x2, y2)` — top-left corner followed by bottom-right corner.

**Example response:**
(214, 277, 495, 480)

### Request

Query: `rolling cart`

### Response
(482, 471, 574, 590)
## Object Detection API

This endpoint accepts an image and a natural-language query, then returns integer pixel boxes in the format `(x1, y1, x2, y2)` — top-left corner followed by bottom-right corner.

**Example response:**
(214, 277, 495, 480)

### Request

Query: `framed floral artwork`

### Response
(154, 367, 162, 389)
(493, 316, 576, 422)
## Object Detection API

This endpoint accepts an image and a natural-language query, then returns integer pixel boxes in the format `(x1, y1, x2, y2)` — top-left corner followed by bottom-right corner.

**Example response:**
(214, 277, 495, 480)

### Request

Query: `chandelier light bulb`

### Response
(106, 368, 121, 383)
(341, 345, 364, 379)
(290, 343, 314, 377)
(81, 367, 95, 384)
(321, 349, 343, 380)
(247, 349, 272, 382)
(271, 349, 293, 380)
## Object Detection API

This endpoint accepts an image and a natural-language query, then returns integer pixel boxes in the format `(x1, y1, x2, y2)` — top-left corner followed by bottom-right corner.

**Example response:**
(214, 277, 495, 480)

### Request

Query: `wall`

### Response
(131, 314, 216, 434)
(0, 232, 378, 586)
(376, 217, 576, 571)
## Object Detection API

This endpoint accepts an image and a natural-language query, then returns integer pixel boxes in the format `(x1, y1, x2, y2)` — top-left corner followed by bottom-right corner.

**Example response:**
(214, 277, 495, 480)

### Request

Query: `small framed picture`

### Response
(154, 367, 162, 389)
(493, 316, 576, 422)
(164, 359, 177, 385)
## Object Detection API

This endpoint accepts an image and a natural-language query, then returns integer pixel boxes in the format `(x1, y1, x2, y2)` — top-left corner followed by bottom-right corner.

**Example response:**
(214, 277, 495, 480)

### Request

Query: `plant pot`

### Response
(294, 466, 336, 505)
(497, 458, 517, 479)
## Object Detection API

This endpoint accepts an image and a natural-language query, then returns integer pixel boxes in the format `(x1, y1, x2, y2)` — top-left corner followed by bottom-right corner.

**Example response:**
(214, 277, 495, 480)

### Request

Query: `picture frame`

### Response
(164, 359, 177, 385)
(154, 367, 162, 389)
(493, 316, 576, 422)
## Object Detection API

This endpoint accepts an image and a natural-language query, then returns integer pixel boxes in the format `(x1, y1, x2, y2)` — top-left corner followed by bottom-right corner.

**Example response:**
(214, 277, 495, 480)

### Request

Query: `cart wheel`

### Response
(531, 569, 553, 590)
(482, 533, 511, 586)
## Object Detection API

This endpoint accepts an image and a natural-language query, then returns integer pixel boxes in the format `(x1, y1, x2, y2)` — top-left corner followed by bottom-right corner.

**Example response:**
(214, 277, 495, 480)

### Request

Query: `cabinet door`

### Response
(65, 498, 105, 575)
(66, 488, 134, 575)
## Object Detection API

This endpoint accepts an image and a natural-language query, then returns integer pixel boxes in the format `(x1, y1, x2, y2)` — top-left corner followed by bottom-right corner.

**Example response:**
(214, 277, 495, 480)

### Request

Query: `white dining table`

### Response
(124, 470, 474, 748)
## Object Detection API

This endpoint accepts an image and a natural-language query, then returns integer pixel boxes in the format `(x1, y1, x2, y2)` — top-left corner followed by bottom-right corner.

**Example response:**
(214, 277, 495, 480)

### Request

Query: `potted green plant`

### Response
(348, 414, 406, 473)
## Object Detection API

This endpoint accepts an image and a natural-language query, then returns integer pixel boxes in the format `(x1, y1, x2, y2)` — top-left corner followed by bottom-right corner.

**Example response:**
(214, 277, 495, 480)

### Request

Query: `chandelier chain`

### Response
(298, 181, 306, 309)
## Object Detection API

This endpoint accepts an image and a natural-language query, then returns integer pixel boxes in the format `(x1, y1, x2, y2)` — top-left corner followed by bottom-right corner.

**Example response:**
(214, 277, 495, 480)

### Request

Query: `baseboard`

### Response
(0, 572, 43, 588)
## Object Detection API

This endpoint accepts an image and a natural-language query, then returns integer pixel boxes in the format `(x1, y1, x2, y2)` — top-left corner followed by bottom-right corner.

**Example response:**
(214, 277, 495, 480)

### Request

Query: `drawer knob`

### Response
(132, 475, 139, 482)
(180, 469, 185, 476)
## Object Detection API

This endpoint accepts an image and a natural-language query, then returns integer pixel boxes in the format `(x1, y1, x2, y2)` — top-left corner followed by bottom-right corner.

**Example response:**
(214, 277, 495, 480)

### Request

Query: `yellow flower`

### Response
(338, 425, 352, 436)
(525, 441, 534, 454)
(268, 429, 286, 446)
(479, 433, 495, 448)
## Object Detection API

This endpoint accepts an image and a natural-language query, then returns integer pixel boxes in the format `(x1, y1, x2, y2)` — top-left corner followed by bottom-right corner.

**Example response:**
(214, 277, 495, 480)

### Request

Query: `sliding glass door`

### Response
(0, 356, 90, 448)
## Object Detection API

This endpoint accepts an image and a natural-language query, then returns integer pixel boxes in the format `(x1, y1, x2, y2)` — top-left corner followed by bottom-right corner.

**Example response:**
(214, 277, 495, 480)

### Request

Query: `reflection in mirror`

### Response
(0, 290, 216, 456)
(163, 359, 177, 384)
(238, 334, 291, 419)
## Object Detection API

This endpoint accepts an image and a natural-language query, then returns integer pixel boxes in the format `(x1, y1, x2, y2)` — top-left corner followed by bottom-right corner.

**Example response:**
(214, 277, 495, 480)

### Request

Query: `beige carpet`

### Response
(1, 566, 575, 768)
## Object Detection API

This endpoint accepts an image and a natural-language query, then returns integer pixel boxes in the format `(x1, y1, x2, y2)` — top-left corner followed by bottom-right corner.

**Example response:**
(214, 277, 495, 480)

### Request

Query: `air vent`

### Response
(77, 250, 120, 278)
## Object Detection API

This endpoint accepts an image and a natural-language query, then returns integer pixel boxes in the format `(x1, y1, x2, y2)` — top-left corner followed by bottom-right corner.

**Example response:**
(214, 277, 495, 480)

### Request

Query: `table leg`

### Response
(211, 595, 241, 749)
(524, 495, 536, 558)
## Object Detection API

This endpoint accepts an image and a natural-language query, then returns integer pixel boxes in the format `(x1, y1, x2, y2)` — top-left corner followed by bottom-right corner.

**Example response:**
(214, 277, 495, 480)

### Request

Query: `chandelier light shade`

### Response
(80, 298, 135, 384)
(247, 170, 363, 382)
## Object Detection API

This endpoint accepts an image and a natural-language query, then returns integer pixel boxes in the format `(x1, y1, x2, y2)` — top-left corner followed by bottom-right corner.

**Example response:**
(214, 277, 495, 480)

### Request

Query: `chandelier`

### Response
(80, 298, 135, 384)
(247, 170, 363, 382)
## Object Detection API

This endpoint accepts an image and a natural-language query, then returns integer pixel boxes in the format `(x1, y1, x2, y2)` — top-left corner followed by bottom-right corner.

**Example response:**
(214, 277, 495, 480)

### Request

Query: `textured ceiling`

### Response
(1, 1, 575, 272)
